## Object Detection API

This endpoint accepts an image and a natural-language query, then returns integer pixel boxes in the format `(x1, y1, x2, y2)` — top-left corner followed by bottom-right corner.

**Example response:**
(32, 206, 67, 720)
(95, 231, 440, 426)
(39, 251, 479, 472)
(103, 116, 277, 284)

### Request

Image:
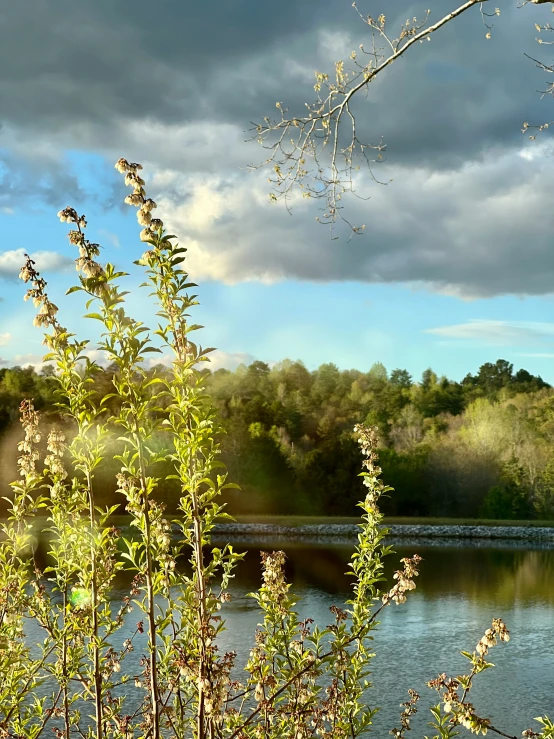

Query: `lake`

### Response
(211, 536, 554, 736)
(26, 535, 554, 736)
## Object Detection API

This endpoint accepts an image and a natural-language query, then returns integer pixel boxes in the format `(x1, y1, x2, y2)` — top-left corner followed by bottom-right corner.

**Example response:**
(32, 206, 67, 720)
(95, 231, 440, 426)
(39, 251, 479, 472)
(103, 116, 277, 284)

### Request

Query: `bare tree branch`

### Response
(252, 0, 554, 234)
(252, 0, 490, 234)
(523, 17, 554, 136)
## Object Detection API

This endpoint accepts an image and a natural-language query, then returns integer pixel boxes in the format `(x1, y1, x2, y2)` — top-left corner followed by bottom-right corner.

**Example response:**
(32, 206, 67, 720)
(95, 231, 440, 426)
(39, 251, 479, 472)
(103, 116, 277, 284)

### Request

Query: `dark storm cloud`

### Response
(1, 0, 554, 298)
(0, 0, 338, 128)
(0, 0, 551, 164)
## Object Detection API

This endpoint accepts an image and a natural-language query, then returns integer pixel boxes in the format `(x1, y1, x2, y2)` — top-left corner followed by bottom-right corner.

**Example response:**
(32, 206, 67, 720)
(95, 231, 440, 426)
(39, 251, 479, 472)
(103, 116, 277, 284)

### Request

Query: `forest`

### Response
(0, 357, 552, 519)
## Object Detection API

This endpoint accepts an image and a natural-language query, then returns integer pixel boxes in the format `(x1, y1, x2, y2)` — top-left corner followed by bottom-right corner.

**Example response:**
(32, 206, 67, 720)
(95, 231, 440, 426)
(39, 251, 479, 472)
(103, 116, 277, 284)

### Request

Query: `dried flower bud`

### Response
(57, 207, 77, 223)
(125, 172, 145, 187)
(125, 193, 143, 206)
(82, 261, 104, 279)
(140, 228, 155, 243)
(137, 208, 152, 226)
(38, 301, 58, 317)
(140, 250, 155, 264)
(47, 429, 65, 455)
(142, 198, 157, 212)
(19, 265, 33, 282)
(68, 230, 85, 246)
(115, 158, 131, 173)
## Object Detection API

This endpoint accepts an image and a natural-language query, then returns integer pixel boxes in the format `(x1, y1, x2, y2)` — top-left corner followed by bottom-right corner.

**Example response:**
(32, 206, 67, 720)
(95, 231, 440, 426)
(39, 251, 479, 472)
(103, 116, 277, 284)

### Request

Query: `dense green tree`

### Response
(511, 368, 549, 396)
(0, 358, 551, 518)
(460, 359, 546, 403)
(311, 362, 341, 404)
(368, 362, 388, 383)
(390, 368, 412, 388)
(421, 368, 438, 390)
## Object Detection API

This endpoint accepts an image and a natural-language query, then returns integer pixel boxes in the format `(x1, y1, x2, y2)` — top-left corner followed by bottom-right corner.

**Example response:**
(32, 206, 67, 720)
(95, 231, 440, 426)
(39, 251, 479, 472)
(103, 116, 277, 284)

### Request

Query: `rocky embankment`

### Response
(211, 522, 554, 546)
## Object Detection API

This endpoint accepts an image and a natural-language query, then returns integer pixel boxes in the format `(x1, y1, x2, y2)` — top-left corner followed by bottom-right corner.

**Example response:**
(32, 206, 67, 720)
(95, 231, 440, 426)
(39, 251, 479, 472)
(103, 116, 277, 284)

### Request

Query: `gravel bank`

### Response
(212, 522, 554, 542)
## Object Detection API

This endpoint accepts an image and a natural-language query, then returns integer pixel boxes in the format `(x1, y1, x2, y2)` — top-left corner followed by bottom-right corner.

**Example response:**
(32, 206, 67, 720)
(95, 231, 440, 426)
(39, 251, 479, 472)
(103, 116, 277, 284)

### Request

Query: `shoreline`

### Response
(212, 522, 554, 541)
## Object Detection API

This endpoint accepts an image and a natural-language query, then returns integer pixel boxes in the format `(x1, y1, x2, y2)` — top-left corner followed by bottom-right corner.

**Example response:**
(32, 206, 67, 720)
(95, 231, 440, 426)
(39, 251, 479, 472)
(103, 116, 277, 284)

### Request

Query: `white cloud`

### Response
(83, 347, 254, 373)
(84, 348, 171, 370)
(0, 333, 11, 346)
(142, 349, 256, 372)
(83, 349, 112, 368)
(426, 320, 554, 345)
(0, 248, 72, 278)
(143, 140, 554, 298)
(13, 353, 53, 371)
(207, 350, 255, 371)
(517, 138, 554, 162)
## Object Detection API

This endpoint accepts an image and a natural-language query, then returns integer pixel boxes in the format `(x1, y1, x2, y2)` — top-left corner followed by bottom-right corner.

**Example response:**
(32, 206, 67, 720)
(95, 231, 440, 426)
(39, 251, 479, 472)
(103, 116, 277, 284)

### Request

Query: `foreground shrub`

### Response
(0, 160, 550, 739)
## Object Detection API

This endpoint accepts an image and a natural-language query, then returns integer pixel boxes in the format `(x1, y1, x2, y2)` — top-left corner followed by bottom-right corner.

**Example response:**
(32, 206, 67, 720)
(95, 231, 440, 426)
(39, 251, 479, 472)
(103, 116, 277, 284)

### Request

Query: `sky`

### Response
(1, 0, 554, 383)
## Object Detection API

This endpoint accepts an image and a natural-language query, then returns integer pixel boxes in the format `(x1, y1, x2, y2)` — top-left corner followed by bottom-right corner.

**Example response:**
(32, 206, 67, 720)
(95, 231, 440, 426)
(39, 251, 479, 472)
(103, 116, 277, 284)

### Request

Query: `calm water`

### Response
(27, 536, 554, 736)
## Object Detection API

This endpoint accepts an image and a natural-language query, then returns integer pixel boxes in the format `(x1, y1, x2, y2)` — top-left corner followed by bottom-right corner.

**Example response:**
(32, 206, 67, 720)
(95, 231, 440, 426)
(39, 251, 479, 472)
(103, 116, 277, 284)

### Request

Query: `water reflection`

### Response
(24, 535, 554, 736)
(212, 537, 554, 735)
(212, 535, 554, 605)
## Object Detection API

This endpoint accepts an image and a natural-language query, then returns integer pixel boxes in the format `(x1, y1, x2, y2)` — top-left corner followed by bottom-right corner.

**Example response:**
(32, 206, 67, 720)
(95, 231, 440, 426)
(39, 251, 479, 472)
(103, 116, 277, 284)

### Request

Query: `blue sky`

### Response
(1, 1, 554, 383)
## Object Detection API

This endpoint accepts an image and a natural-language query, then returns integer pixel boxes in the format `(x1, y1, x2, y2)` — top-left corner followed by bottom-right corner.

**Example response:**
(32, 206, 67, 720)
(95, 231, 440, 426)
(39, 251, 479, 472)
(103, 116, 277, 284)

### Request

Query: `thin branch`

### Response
(253, 0, 489, 233)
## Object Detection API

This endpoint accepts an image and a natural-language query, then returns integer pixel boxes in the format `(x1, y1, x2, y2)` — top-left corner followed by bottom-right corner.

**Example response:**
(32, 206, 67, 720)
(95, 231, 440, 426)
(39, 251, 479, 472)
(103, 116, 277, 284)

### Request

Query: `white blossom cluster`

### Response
(115, 158, 163, 244)
(475, 618, 510, 657)
(16, 399, 41, 478)
(260, 550, 288, 606)
(57, 206, 105, 281)
(427, 617, 512, 736)
(382, 554, 422, 606)
(353, 423, 385, 509)
(19, 255, 60, 329)
(44, 428, 67, 481)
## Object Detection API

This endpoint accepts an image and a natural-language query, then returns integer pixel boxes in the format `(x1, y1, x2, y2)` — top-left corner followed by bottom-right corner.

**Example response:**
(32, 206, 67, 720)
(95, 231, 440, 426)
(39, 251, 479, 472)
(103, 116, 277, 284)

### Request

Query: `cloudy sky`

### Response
(1, 0, 554, 381)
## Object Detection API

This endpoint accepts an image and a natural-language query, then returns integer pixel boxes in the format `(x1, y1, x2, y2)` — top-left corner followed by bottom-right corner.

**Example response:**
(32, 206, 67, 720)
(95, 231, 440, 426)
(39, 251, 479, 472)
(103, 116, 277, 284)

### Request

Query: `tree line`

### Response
(0, 357, 552, 519)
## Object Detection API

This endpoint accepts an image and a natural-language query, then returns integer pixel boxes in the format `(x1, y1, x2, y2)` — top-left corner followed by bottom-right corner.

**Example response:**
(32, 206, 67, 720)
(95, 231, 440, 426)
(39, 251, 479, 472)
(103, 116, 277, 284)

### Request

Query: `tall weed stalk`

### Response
(0, 159, 549, 739)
